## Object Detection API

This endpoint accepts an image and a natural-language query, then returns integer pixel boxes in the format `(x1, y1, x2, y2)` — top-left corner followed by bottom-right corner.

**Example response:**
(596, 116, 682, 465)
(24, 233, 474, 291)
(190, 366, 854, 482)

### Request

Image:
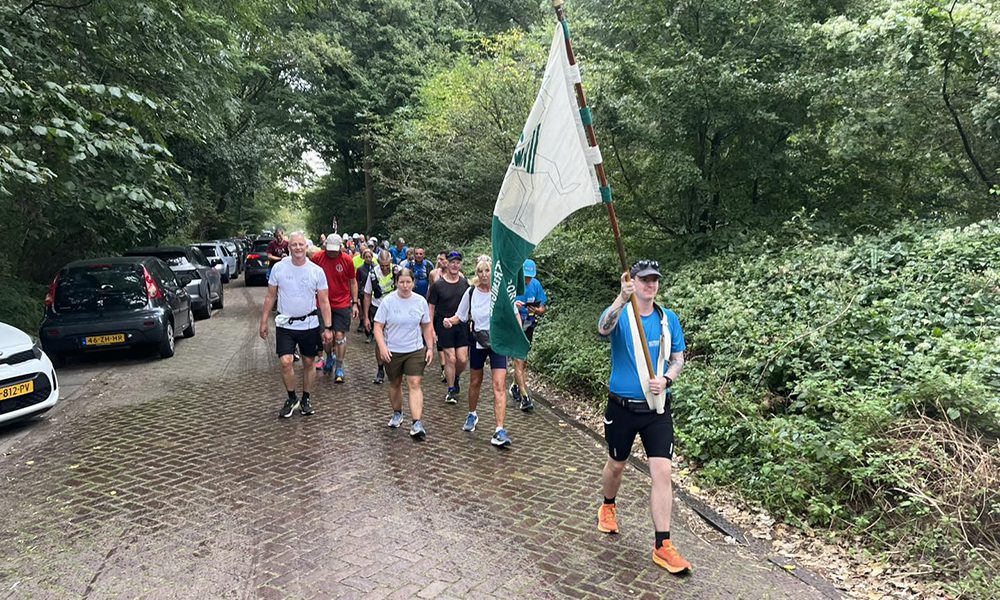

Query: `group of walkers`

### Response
(258, 231, 547, 448)
(257, 229, 693, 574)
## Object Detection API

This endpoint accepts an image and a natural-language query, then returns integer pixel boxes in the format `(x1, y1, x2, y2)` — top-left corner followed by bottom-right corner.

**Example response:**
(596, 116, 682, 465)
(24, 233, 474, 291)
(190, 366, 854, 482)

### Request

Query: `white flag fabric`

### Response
(490, 24, 602, 359)
(492, 25, 602, 245)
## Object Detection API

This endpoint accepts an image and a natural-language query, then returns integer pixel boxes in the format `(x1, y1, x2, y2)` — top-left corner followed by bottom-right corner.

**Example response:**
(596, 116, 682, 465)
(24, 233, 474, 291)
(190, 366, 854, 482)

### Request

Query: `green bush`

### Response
(528, 218, 1000, 595)
(0, 275, 46, 334)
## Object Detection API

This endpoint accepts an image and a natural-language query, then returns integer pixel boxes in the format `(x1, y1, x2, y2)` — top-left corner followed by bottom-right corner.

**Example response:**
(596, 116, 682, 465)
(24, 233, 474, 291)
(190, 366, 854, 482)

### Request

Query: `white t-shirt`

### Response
(268, 257, 328, 330)
(373, 291, 430, 354)
(454, 286, 492, 348)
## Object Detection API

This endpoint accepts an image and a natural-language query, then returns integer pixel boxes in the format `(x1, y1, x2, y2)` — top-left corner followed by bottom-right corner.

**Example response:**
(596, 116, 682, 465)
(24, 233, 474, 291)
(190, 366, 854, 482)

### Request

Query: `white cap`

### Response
(325, 233, 342, 250)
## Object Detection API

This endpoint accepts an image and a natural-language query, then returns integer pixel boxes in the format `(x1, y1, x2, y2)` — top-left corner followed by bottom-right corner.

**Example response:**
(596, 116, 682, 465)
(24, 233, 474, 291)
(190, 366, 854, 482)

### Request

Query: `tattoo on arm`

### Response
(599, 304, 624, 333)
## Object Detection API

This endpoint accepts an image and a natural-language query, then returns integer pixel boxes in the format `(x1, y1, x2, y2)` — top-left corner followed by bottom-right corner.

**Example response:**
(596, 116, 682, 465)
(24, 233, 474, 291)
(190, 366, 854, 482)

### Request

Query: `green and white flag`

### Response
(490, 24, 601, 359)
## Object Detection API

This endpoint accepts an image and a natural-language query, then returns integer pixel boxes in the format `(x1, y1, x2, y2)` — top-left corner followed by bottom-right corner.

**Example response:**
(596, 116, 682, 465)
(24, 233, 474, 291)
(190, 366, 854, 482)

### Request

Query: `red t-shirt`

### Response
(265, 239, 288, 266)
(310, 250, 356, 308)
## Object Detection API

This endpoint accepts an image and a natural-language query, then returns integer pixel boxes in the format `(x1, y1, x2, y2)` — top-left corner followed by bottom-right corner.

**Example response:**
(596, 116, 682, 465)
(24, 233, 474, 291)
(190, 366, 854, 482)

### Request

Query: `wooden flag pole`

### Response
(551, 0, 656, 380)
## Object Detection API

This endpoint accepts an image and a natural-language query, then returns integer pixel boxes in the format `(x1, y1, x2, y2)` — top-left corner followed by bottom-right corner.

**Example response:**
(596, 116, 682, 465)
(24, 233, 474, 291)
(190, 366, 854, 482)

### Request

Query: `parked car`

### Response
(244, 238, 273, 286)
(0, 322, 60, 426)
(39, 257, 194, 366)
(124, 246, 223, 320)
(194, 242, 236, 283)
(220, 239, 244, 275)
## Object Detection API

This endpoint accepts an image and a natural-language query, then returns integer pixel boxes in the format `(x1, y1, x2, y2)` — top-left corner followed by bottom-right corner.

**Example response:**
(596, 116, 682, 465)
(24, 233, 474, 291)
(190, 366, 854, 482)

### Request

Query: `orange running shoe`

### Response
(652, 540, 692, 574)
(597, 503, 619, 534)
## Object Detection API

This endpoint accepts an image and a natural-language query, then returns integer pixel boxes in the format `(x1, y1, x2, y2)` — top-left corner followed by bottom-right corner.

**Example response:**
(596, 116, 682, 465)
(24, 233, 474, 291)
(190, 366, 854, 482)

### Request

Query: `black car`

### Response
(39, 257, 194, 365)
(125, 246, 223, 319)
(244, 238, 273, 286)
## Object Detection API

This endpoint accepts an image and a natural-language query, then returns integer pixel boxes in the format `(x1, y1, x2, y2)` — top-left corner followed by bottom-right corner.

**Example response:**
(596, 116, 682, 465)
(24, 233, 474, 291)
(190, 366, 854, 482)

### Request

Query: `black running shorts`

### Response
(434, 320, 468, 349)
(276, 326, 322, 357)
(331, 307, 352, 333)
(469, 344, 507, 371)
(603, 397, 674, 461)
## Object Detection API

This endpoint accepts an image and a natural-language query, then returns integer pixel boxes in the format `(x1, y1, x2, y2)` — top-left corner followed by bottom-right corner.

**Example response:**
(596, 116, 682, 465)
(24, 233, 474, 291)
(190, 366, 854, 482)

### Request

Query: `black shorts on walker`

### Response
(603, 393, 674, 461)
(276, 326, 322, 357)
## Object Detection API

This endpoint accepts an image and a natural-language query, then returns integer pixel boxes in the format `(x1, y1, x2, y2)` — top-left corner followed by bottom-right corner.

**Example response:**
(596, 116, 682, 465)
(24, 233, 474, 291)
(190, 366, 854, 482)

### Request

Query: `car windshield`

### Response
(175, 270, 197, 286)
(55, 264, 147, 313)
(252, 241, 270, 252)
(196, 245, 220, 257)
(141, 251, 191, 268)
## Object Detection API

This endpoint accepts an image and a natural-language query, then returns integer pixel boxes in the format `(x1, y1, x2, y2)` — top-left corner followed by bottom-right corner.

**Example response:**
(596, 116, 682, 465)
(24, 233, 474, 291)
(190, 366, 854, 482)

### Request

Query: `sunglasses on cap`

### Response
(630, 259, 661, 277)
(446, 251, 463, 261)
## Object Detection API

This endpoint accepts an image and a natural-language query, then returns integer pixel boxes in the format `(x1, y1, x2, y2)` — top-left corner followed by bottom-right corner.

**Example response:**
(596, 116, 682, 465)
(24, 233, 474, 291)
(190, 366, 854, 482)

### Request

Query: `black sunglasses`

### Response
(630, 259, 660, 275)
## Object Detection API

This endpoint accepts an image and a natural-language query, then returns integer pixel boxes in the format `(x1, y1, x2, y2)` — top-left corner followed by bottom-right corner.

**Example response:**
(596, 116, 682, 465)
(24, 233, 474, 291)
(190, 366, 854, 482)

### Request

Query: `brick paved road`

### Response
(0, 280, 827, 599)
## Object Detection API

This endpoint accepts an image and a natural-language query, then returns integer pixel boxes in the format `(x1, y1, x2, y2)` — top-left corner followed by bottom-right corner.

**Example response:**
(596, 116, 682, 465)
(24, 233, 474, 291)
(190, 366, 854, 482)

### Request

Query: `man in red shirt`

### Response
(265, 229, 289, 279)
(311, 233, 359, 382)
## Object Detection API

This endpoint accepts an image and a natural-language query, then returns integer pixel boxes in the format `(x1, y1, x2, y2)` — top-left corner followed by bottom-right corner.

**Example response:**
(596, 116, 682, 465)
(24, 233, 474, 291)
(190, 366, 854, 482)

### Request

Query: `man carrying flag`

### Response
(490, 4, 692, 576)
(596, 260, 691, 574)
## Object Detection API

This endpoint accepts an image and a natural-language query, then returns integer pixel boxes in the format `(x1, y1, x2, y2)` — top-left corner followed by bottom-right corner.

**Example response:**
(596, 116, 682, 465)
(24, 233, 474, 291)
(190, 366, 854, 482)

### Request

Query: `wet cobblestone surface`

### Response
(0, 280, 827, 599)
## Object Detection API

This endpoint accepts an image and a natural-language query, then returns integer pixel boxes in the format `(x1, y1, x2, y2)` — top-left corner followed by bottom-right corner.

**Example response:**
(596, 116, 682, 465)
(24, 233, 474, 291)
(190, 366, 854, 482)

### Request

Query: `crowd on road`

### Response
(258, 227, 694, 575)
(258, 229, 547, 447)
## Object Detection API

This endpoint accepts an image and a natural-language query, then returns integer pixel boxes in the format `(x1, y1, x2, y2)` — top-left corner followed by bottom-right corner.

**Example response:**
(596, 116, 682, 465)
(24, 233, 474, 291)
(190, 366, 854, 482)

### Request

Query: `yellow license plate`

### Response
(0, 380, 33, 400)
(84, 333, 126, 346)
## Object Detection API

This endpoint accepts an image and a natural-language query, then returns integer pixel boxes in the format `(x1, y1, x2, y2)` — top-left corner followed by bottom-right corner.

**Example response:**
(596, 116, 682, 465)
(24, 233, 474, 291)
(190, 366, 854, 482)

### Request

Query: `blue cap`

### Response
(523, 259, 537, 277)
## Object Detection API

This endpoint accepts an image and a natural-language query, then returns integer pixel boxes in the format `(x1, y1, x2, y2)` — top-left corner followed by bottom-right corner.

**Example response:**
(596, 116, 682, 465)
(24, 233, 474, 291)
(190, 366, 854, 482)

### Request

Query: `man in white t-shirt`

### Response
(259, 232, 334, 418)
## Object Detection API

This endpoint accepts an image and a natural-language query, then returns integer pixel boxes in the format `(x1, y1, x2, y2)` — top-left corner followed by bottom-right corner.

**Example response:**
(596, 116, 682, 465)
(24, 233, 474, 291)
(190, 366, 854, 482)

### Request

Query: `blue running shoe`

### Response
(462, 412, 479, 432)
(387, 411, 403, 428)
(410, 420, 427, 440)
(335, 367, 345, 383)
(322, 355, 334, 374)
(491, 428, 512, 447)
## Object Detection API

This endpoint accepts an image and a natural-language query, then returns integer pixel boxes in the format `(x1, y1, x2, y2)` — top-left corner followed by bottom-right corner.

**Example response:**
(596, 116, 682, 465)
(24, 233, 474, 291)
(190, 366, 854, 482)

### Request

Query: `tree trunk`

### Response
(363, 135, 375, 231)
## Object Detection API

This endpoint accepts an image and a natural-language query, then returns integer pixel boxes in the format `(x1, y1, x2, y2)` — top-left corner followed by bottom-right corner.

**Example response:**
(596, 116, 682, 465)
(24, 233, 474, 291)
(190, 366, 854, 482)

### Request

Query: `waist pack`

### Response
(473, 327, 491, 350)
(276, 309, 318, 327)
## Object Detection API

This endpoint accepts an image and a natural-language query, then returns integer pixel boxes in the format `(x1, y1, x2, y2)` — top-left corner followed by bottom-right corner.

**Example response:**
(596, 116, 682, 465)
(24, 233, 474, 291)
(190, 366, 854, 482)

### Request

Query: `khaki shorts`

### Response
(384, 348, 426, 381)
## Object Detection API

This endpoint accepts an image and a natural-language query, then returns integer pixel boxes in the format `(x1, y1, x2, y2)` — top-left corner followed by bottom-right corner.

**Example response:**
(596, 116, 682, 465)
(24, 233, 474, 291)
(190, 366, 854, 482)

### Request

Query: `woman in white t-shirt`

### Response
(373, 268, 434, 439)
(444, 257, 515, 448)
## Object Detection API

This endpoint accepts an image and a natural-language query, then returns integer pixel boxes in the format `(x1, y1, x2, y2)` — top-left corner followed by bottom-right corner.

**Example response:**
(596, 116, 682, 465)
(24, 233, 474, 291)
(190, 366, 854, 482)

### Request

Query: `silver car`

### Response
(193, 242, 237, 283)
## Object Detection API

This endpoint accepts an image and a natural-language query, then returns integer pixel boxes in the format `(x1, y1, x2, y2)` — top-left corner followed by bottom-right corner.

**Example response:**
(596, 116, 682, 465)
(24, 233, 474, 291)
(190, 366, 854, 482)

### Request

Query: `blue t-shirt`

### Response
(516, 278, 547, 321)
(401, 259, 432, 297)
(389, 245, 408, 265)
(606, 306, 685, 400)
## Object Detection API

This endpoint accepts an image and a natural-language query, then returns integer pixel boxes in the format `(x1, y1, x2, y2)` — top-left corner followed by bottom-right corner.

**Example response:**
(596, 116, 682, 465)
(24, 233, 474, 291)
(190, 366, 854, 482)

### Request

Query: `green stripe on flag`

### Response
(490, 216, 536, 360)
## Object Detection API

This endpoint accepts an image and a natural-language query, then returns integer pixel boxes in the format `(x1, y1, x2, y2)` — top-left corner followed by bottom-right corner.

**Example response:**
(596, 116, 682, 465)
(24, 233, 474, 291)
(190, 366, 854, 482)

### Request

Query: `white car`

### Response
(0, 322, 60, 425)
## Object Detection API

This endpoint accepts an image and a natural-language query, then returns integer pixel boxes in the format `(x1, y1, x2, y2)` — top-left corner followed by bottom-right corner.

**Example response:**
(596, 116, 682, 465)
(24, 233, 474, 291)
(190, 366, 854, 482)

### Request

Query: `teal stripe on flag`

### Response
(490, 216, 537, 360)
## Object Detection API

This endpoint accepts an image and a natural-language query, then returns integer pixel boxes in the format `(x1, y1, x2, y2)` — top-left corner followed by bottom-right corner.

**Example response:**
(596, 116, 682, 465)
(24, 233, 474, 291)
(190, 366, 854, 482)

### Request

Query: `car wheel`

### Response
(212, 287, 224, 310)
(195, 302, 212, 319)
(158, 321, 175, 358)
(182, 308, 196, 338)
(222, 271, 230, 284)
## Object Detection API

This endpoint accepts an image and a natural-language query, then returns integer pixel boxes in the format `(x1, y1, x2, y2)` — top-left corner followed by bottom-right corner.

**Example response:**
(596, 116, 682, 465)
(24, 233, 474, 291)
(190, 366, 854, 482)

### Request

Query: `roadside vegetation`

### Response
(2, 1, 998, 596)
